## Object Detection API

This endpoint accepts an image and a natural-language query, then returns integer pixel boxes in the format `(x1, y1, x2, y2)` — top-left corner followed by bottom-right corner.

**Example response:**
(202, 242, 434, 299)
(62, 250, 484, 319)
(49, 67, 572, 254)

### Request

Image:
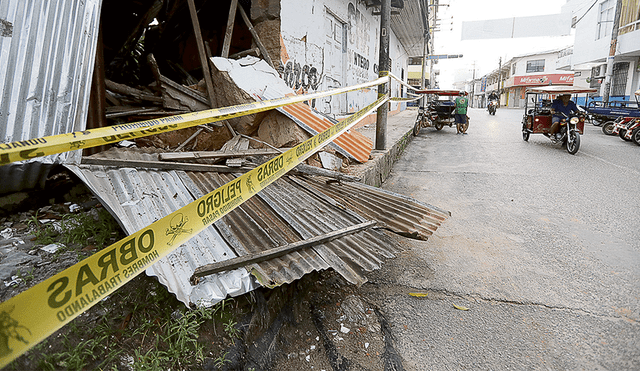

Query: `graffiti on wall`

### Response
(282, 60, 323, 91)
(352, 51, 369, 70)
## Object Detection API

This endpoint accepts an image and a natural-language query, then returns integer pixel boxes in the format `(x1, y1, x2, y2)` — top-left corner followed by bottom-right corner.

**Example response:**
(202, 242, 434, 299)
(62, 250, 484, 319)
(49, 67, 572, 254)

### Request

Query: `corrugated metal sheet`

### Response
(65, 148, 257, 308)
(0, 0, 101, 193)
(299, 177, 450, 240)
(278, 103, 373, 163)
(66, 147, 447, 306)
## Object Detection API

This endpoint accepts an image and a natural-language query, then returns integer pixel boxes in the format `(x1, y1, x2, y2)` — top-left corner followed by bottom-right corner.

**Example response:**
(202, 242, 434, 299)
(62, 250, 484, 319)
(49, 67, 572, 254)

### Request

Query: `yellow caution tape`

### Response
(0, 77, 388, 167)
(0, 94, 389, 368)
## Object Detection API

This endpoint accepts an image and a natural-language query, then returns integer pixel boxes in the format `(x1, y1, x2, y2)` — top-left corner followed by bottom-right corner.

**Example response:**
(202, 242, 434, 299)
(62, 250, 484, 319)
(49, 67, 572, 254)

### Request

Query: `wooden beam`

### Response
(158, 148, 288, 161)
(221, 0, 239, 58)
(186, 0, 236, 138)
(229, 47, 260, 60)
(105, 79, 163, 104)
(82, 157, 361, 182)
(237, 5, 275, 69)
(294, 163, 362, 182)
(81, 157, 254, 173)
(186, 0, 215, 107)
(190, 220, 377, 283)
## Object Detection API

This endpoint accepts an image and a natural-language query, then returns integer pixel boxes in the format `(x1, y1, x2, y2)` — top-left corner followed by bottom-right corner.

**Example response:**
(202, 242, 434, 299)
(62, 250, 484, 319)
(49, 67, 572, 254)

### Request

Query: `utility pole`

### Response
(498, 57, 502, 103)
(471, 61, 476, 108)
(375, 0, 390, 150)
(602, 0, 623, 103)
(420, 0, 430, 110)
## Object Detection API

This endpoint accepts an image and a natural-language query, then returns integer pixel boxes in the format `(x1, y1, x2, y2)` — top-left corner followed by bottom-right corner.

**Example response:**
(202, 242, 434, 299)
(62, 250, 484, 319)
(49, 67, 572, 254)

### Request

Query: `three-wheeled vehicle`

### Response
(521, 86, 597, 154)
(413, 89, 467, 135)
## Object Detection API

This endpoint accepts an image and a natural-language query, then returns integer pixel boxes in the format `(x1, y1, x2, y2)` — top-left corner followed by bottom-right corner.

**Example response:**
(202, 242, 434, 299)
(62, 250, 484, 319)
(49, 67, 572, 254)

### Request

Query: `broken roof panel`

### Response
(65, 149, 257, 307)
(67, 147, 447, 306)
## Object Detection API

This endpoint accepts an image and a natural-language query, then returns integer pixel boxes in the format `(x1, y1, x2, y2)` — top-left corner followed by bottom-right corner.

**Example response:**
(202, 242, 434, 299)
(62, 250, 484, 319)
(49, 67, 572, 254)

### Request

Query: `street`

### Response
(367, 107, 640, 370)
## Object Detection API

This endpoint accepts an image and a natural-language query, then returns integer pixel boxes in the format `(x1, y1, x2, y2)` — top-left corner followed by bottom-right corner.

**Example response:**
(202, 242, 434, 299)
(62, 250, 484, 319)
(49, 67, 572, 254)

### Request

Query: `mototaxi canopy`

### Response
(414, 89, 467, 96)
(525, 86, 598, 95)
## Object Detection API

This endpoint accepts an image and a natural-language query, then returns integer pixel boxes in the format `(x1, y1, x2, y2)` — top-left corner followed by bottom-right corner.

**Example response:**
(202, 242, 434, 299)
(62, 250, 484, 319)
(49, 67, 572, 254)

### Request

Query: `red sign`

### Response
(513, 74, 574, 86)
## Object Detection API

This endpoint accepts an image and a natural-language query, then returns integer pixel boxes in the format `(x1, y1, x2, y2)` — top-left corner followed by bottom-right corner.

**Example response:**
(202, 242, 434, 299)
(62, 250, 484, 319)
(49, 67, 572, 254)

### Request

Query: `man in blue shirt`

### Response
(549, 94, 578, 141)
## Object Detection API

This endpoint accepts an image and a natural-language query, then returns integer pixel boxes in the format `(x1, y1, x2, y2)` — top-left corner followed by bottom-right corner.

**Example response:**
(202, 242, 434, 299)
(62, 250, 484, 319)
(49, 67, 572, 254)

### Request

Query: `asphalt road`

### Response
(365, 107, 640, 370)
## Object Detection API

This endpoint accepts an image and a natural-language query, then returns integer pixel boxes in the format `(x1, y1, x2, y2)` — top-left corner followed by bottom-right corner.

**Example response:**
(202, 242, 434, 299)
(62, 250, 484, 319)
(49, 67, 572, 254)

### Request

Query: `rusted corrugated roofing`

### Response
(278, 103, 373, 163)
(67, 147, 448, 306)
(299, 177, 450, 240)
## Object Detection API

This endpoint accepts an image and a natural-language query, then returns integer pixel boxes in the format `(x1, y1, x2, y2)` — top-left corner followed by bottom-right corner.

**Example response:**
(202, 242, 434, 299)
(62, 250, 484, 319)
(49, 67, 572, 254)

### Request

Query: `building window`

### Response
(526, 59, 545, 73)
(611, 62, 629, 96)
(589, 65, 603, 90)
(597, 0, 615, 40)
(512, 64, 516, 75)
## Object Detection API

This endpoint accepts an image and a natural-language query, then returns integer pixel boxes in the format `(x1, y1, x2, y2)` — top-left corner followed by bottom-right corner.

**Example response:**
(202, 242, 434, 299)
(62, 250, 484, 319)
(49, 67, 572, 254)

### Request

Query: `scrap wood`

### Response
(81, 157, 254, 173)
(230, 47, 260, 59)
(158, 148, 290, 161)
(221, 0, 239, 58)
(190, 220, 377, 283)
(105, 79, 162, 104)
(236, 4, 274, 69)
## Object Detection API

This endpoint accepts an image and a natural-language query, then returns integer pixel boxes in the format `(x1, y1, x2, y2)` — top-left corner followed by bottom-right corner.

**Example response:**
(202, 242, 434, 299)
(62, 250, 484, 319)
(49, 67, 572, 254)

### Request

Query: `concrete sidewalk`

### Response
(351, 107, 418, 186)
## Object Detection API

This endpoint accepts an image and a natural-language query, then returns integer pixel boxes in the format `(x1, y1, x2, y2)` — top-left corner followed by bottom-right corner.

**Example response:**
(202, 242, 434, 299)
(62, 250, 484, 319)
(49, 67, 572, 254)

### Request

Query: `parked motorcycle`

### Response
(620, 118, 640, 145)
(603, 116, 634, 136)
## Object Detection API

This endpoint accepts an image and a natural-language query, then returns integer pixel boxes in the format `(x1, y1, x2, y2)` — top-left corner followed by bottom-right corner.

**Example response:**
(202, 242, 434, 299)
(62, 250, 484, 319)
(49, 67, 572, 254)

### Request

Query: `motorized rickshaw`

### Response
(521, 86, 597, 154)
(413, 89, 468, 136)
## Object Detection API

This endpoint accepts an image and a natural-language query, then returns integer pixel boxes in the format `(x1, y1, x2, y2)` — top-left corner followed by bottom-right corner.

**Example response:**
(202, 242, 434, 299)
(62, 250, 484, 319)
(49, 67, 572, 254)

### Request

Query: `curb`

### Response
(357, 127, 414, 187)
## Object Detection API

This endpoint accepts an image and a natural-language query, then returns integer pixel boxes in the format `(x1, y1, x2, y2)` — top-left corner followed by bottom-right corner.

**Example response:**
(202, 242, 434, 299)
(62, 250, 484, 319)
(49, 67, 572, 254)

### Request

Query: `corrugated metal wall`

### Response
(0, 0, 102, 193)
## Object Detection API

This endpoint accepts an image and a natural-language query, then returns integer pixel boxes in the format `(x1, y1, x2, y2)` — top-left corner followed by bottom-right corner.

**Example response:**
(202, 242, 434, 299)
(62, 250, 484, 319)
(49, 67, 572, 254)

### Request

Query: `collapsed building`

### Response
(0, 0, 442, 307)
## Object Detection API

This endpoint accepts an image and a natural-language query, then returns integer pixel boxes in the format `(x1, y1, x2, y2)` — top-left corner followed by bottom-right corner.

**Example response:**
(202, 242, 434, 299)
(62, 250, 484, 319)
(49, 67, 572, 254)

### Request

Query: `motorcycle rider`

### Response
(549, 94, 579, 142)
(487, 91, 499, 106)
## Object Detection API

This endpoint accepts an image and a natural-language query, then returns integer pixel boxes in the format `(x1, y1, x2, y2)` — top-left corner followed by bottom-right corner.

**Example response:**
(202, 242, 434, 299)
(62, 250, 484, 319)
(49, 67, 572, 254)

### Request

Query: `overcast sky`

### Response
(432, 0, 576, 88)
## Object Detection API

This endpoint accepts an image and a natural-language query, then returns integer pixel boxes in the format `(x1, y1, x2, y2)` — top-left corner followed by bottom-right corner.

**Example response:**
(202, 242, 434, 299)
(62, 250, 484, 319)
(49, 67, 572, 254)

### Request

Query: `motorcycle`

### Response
(487, 100, 498, 115)
(612, 117, 639, 142)
(602, 116, 634, 136)
(618, 118, 640, 145)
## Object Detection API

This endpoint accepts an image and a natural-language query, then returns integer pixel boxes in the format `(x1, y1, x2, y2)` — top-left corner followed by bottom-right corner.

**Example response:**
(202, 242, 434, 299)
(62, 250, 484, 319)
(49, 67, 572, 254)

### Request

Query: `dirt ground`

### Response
(0, 168, 405, 371)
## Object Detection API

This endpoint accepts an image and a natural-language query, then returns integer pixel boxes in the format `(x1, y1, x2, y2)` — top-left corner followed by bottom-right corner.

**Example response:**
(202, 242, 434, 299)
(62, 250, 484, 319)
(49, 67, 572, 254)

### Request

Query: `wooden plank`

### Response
(237, 5, 275, 69)
(105, 79, 163, 103)
(229, 47, 260, 59)
(190, 220, 377, 283)
(81, 157, 254, 173)
(159, 148, 287, 161)
(221, 0, 239, 58)
(83, 157, 360, 181)
(186, 0, 216, 108)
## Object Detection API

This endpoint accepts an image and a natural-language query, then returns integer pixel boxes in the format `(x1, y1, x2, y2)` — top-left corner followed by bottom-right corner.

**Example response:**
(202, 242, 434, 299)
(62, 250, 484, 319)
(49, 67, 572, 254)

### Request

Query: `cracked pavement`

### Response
(361, 108, 640, 370)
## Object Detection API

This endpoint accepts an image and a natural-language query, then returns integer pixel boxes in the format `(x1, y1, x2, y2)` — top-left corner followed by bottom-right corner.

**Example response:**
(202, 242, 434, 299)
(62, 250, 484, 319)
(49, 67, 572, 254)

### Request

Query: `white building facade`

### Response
(566, 0, 640, 101)
(279, 0, 423, 118)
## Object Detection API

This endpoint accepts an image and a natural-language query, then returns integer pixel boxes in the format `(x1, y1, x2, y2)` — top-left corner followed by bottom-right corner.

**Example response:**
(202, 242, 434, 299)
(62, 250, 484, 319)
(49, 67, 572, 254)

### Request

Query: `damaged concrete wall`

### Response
(279, 0, 409, 117)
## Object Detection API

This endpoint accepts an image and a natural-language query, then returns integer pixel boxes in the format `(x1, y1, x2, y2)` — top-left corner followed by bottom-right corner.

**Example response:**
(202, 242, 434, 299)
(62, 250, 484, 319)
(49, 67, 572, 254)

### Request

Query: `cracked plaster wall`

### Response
(279, 0, 409, 116)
